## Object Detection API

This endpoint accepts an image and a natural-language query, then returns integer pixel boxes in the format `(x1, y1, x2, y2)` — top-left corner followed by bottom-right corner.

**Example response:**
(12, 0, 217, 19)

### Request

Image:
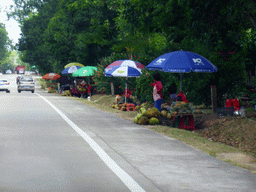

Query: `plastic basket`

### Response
(216, 107, 234, 117)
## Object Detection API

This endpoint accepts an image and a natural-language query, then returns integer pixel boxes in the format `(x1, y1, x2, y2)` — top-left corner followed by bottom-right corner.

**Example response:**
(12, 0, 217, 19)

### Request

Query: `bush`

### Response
(48, 89, 57, 93)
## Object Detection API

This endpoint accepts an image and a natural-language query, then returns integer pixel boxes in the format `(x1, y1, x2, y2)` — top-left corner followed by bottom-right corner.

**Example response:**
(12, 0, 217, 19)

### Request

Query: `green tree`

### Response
(44, 0, 119, 71)
(0, 24, 9, 63)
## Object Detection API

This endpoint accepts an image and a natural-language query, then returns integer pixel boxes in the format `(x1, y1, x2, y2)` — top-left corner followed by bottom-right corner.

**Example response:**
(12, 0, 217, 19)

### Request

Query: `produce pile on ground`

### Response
(61, 90, 71, 96)
(111, 103, 135, 111)
(133, 103, 173, 125)
(48, 88, 57, 93)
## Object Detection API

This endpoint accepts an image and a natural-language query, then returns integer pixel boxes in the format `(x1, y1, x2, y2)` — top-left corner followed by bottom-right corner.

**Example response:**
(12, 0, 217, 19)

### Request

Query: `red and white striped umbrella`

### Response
(105, 60, 144, 75)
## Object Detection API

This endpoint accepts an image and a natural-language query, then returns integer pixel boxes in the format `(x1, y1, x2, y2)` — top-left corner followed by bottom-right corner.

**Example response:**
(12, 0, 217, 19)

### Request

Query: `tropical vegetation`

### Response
(5, 0, 256, 106)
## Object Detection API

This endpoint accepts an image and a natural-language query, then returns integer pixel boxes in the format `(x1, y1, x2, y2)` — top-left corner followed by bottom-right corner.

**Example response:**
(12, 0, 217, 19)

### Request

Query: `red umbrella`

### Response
(42, 73, 61, 80)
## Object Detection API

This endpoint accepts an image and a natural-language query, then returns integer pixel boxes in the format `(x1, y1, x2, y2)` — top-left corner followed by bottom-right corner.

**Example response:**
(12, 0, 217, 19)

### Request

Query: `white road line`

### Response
(36, 93, 145, 192)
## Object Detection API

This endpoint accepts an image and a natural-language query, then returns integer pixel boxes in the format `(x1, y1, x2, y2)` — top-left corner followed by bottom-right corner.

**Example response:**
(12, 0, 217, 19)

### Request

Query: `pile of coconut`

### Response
(134, 103, 172, 125)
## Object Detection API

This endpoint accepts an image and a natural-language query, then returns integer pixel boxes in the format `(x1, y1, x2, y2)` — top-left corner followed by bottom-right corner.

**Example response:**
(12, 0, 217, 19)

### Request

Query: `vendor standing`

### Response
(167, 83, 177, 105)
(86, 82, 92, 97)
(150, 73, 163, 112)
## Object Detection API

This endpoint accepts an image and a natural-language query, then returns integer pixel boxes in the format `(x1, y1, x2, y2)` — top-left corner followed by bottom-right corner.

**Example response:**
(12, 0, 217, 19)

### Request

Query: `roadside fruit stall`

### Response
(169, 101, 201, 131)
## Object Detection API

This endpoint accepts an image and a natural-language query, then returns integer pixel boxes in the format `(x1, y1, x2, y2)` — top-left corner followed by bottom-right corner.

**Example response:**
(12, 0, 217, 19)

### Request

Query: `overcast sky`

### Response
(0, 1, 21, 45)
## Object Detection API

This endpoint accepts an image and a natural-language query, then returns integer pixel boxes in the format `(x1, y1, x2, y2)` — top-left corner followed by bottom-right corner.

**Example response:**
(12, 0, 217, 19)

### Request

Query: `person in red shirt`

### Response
(150, 73, 163, 111)
(86, 83, 92, 97)
(123, 88, 132, 98)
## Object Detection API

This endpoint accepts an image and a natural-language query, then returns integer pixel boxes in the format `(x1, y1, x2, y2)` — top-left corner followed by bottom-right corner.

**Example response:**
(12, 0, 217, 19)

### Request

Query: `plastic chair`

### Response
(127, 103, 135, 111)
(225, 99, 232, 108)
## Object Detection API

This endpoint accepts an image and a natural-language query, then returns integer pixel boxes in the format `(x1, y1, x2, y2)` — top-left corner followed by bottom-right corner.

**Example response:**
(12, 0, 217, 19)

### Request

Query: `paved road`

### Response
(0, 74, 255, 192)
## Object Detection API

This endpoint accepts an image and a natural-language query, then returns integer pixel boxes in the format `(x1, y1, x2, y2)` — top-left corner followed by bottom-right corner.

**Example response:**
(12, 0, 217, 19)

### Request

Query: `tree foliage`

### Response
(0, 23, 9, 63)
(8, 0, 256, 106)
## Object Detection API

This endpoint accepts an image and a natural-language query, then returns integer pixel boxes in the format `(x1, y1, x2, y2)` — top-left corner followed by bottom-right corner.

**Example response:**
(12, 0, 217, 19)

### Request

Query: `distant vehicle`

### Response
(6, 70, 12, 74)
(15, 66, 25, 74)
(25, 71, 32, 75)
(0, 79, 10, 93)
(17, 76, 35, 93)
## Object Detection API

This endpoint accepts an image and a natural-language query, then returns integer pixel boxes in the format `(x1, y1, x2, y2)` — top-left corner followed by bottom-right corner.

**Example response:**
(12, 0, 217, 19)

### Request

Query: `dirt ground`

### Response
(193, 111, 256, 172)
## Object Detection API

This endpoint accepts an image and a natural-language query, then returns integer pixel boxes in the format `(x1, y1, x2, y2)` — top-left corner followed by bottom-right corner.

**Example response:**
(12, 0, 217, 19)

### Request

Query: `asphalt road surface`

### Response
(0, 74, 255, 192)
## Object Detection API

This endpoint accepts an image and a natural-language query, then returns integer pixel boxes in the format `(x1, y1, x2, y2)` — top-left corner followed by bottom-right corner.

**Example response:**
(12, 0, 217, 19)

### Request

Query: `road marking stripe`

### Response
(36, 93, 145, 192)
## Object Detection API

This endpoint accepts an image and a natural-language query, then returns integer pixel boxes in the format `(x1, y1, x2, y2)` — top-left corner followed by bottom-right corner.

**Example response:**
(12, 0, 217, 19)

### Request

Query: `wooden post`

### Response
(255, 66, 256, 87)
(110, 82, 114, 96)
(211, 85, 217, 113)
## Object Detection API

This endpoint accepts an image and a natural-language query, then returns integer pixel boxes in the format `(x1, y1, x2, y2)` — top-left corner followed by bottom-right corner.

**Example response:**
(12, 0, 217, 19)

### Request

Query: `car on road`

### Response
(17, 76, 35, 93)
(0, 79, 10, 93)
(6, 70, 12, 74)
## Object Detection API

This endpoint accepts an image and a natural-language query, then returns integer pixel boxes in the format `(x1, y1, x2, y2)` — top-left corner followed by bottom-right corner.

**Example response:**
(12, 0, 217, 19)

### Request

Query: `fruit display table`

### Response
(171, 114, 195, 131)
(70, 88, 86, 97)
(168, 101, 196, 131)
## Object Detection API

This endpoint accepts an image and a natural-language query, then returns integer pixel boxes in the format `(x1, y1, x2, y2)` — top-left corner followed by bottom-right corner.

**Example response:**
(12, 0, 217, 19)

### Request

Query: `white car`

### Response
(6, 70, 12, 74)
(18, 76, 35, 93)
(0, 79, 10, 93)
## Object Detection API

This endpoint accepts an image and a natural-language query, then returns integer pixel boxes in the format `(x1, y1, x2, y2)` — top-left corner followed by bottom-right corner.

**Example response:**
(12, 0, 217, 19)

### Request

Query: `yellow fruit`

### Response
(166, 113, 172, 119)
(161, 110, 167, 117)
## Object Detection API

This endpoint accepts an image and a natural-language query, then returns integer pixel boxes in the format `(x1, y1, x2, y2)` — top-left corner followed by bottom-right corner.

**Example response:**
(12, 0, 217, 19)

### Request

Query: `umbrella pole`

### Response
(180, 73, 182, 92)
(125, 77, 127, 103)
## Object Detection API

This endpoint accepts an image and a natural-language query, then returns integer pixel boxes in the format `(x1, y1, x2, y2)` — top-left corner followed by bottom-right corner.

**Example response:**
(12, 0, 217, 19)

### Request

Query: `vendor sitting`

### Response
(119, 88, 133, 103)
(167, 83, 178, 105)
(176, 91, 189, 103)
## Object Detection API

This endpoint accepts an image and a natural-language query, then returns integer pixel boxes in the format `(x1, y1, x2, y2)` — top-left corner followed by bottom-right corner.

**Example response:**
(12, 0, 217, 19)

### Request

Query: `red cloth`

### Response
(176, 91, 188, 103)
(123, 88, 132, 98)
(150, 81, 163, 99)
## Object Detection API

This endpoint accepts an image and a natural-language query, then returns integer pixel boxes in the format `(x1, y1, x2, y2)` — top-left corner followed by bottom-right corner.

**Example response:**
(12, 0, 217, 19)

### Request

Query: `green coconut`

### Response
(144, 108, 161, 119)
(137, 116, 149, 125)
(140, 107, 147, 115)
(140, 102, 149, 109)
(135, 105, 141, 112)
(166, 113, 172, 119)
(136, 113, 142, 119)
(161, 110, 167, 117)
(149, 117, 159, 125)
(134, 116, 139, 124)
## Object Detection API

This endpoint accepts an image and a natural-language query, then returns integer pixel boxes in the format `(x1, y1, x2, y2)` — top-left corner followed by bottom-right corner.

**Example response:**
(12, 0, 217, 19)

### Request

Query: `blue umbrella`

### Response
(62, 66, 82, 74)
(146, 50, 218, 91)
